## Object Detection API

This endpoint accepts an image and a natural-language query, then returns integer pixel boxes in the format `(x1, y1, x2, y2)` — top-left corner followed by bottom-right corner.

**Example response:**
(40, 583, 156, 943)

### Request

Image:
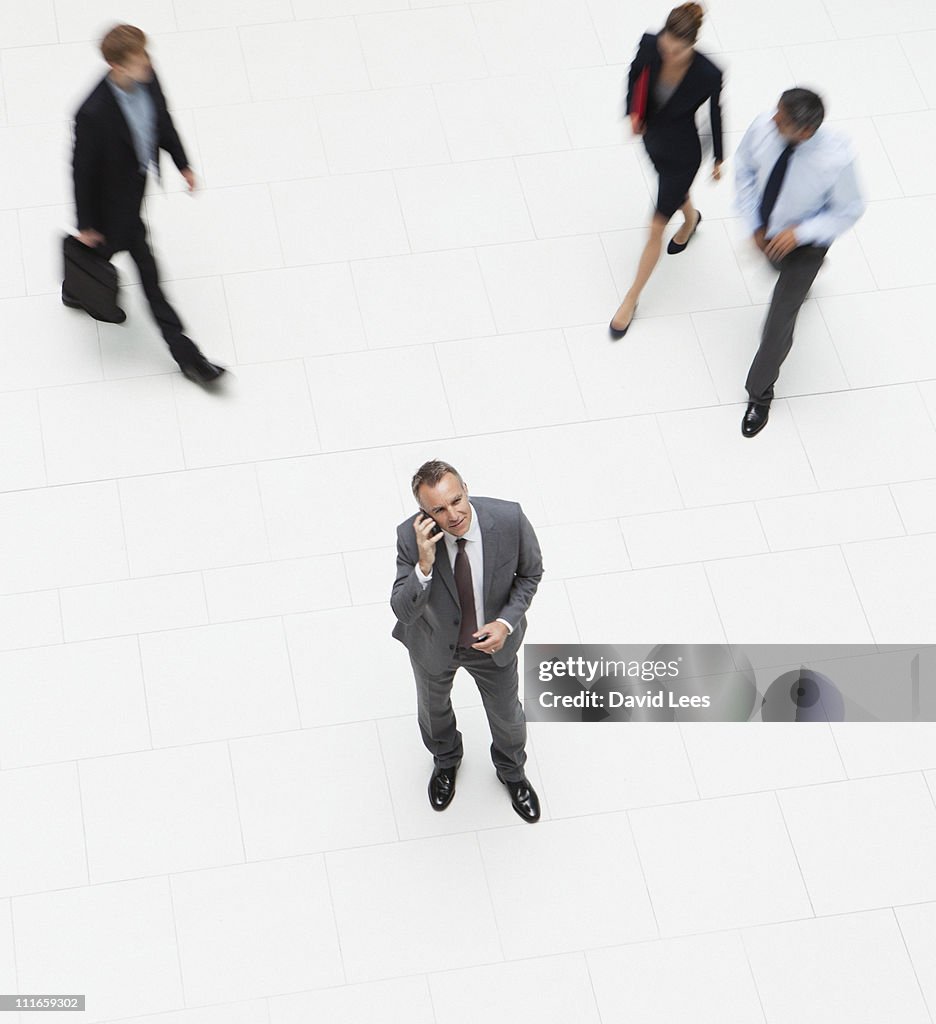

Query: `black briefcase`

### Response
(62, 235, 124, 323)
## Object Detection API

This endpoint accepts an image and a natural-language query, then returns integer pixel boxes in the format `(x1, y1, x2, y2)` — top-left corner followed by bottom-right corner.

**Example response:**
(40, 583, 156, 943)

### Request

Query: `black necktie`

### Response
(759, 143, 795, 231)
(454, 538, 478, 648)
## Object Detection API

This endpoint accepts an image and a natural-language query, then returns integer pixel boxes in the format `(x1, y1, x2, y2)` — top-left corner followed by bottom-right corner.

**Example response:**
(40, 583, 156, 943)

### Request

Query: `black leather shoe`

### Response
(180, 354, 226, 385)
(667, 210, 702, 254)
(61, 290, 83, 309)
(496, 771, 541, 823)
(741, 401, 770, 438)
(609, 303, 638, 340)
(428, 765, 458, 811)
(62, 289, 127, 324)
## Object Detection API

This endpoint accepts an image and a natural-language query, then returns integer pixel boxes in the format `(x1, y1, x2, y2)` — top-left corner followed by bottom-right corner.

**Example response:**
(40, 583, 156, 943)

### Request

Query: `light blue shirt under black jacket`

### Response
(106, 76, 157, 176)
(735, 111, 866, 247)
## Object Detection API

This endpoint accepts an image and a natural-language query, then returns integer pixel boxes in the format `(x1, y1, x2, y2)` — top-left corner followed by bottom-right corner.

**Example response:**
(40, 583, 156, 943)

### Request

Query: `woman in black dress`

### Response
(610, 3, 723, 337)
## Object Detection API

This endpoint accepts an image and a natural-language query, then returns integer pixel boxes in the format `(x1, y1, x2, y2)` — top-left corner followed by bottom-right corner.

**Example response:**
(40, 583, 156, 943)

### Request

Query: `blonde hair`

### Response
(664, 3, 704, 43)
(100, 24, 147, 65)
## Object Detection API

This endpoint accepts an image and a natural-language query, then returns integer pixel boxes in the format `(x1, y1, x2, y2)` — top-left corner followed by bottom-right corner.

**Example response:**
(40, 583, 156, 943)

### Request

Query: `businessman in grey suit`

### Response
(391, 460, 544, 823)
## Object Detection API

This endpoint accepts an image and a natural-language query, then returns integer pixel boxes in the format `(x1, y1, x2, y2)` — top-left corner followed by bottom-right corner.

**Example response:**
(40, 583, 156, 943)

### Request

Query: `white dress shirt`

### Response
(735, 111, 866, 246)
(414, 503, 513, 633)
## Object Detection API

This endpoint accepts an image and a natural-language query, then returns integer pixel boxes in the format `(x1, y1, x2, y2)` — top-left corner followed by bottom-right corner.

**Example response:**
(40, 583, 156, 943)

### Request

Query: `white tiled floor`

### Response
(2, 1, 936, 1020)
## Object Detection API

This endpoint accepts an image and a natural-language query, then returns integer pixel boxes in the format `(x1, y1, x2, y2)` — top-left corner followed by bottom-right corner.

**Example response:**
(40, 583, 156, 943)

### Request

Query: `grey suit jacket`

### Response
(390, 496, 543, 674)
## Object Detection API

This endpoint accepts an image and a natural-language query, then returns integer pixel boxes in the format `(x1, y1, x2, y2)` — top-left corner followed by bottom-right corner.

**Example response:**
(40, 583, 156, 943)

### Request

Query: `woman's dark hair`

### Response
(779, 88, 825, 132)
(664, 3, 704, 43)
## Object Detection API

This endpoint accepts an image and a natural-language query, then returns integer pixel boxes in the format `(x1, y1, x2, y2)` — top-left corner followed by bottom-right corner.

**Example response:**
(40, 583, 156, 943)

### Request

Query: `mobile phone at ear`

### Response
(418, 511, 441, 536)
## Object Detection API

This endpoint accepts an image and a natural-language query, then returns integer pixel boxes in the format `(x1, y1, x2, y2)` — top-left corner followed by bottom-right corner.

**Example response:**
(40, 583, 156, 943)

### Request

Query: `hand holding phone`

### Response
(414, 511, 444, 575)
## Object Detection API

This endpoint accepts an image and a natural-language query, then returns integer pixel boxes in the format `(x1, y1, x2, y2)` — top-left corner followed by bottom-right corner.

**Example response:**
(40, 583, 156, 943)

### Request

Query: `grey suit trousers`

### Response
(746, 243, 828, 405)
(411, 648, 527, 782)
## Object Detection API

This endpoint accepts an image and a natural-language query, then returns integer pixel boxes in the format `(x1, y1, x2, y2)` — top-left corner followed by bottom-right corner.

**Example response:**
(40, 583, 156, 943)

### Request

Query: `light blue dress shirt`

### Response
(735, 111, 866, 246)
(107, 76, 157, 176)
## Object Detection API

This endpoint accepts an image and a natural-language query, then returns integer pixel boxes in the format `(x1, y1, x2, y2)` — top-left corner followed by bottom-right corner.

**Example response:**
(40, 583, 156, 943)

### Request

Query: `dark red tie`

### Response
(454, 538, 478, 648)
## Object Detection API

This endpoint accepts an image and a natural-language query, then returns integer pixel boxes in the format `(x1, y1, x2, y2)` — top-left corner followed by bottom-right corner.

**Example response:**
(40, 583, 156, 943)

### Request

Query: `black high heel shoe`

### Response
(609, 303, 638, 340)
(667, 210, 702, 254)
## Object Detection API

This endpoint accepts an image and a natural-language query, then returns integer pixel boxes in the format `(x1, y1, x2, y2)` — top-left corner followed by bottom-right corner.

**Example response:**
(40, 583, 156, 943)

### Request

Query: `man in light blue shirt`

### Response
(734, 88, 865, 437)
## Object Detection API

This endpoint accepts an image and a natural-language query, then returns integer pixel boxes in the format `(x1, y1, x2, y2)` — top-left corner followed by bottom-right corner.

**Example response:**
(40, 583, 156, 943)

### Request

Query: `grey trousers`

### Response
(410, 647, 528, 782)
(746, 244, 828, 405)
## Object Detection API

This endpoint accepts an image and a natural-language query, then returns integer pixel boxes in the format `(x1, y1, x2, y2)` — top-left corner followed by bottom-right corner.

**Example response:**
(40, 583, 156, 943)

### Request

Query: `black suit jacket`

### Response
(390, 497, 544, 675)
(72, 73, 188, 249)
(627, 33, 723, 166)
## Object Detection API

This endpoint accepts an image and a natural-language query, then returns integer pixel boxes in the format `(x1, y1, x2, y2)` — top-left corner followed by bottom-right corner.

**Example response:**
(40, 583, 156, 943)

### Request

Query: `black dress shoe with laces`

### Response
(742, 401, 770, 438)
(180, 354, 226, 385)
(428, 765, 458, 811)
(496, 771, 541, 823)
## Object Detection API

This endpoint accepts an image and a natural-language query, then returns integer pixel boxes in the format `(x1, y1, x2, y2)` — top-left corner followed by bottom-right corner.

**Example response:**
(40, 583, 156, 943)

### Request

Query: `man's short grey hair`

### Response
(779, 88, 825, 132)
(411, 460, 463, 502)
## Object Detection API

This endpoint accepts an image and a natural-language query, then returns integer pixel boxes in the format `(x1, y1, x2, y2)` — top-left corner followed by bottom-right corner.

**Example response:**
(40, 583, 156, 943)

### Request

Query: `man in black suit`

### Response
(391, 460, 544, 823)
(67, 24, 224, 384)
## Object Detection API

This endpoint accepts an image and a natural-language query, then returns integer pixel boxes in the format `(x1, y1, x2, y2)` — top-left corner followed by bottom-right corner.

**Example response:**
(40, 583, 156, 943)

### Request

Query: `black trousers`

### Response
(746, 244, 828, 404)
(102, 217, 200, 367)
(410, 647, 528, 783)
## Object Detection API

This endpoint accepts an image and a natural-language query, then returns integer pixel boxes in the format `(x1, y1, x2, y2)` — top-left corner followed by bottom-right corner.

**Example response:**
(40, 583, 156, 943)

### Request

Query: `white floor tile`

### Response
(395, 159, 534, 251)
(148, 28, 251, 107)
(844, 534, 936, 643)
(517, 147, 651, 237)
(891, 478, 936, 535)
(119, 464, 269, 576)
(620, 503, 767, 569)
(525, 417, 682, 524)
(791, 386, 936, 489)
(231, 723, 396, 859)
(565, 565, 727, 645)
(706, 547, 873, 644)
(658, 403, 816, 506)
(342, 545, 396, 605)
(0, 481, 127, 595)
(681, 722, 845, 798)
(587, 931, 764, 1024)
(550, 64, 633, 149)
(146, 186, 283, 278)
(54, 1, 175, 41)
(755, 487, 903, 551)
(856, 197, 936, 289)
(471, 0, 604, 75)
(896, 900, 936, 1019)
(174, 360, 320, 466)
(900, 30, 936, 107)
(630, 792, 811, 935)
(828, 117, 903, 203)
(140, 619, 299, 746)
(224, 265, 366, 363)
(867, 111, 936, 198)
(353, 249, 495, 347)
(819, 287, 936, 389)
(707, 48, 794, 135)
(0, 763, 86, 896)
(13, 878, 183, 1023)
(566, 315, 720, 417)
(0, 43, 103, 126)
(0, 591, 62, 652)
(833, 722, 936, 778)
(0, 391, 45, 492)
(327, 834, 501, 980)
(437, 329, 585, 433)
(0, 1, 57, 47)
(532, 722, 697, 816)
(171, 857, 343, 1004)
(744, 911, 930, 1024)
(0, 900, 15, 1008)
(356, 8, 487, 88)
(174, 0, 293, 30)
(434, 74, 570, 161)
(0, 293, 102, 392)
(18, 204, 73, 296)
(102, 1004, 270, 1024)
(306, 346, 453, 451)
(61, 573, 208, 642)
(269, 977, 434, 1024)
(295, 0, 404, 15)
(824, 0, 936, 36)
(480, 813, 657, 956)
(194, 99, 327, 188)
(271, 172, 408, 265)
(80, 743, 243, 882)
(477, 236, 619, 335)
(533, 518, 631, 579)
(431, 954, 601, 1024)
(784, 36, 928, 119)
(315, 86, 449, 173)
(0, 210, 26, 298)
(203, 555, 349, 622)
(779, 773, 936, 914)
(39, 376, 184, 485)
(286, 604, 416, 726)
